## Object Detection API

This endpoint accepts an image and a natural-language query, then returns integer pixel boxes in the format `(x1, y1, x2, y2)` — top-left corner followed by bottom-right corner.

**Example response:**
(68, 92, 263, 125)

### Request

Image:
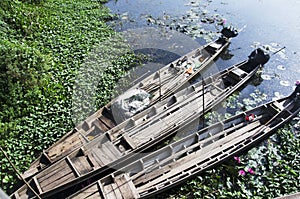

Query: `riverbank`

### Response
(0, 0, 137, 193)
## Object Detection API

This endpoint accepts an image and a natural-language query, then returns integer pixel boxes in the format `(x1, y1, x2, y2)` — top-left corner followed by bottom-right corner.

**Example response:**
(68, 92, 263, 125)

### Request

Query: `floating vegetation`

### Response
(293, 113, 300, 130)
(251, 41, 288, 60)
(225, 93, 240, 109)
(277, 64, 286, 70)
(261, 74, 272, 80)
(142, 1, 228, 41)
(272, 91, 285, 101)
(205, 89, 268, 125)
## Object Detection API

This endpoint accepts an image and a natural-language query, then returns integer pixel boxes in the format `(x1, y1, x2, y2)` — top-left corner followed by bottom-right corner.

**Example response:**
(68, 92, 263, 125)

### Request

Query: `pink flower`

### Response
(234, 156, 241, 164)
(248, 168, 255, 175)
(239, 169, 246, 176)
(222, 18, 227, 25)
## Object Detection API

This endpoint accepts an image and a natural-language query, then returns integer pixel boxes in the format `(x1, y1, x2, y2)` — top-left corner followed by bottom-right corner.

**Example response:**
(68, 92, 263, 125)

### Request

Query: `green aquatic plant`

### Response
(0, 0, 139, 193)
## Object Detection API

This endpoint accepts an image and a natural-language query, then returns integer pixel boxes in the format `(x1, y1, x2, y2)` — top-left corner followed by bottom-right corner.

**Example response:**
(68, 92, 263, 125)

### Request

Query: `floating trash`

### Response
(279, 80, 290, 87)
(261, 74, 272, 80)
(277, 65, 286, 70)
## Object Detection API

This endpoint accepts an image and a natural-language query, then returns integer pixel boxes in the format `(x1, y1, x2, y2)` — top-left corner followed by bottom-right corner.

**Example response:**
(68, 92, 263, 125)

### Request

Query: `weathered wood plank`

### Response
(90, 149, 106, 167)
(38, 160, 73, 185)
(100, 142, 121, 162)
(47, 133, 85, 160)
(111, 182, 123, 199)
(72, 156, 93, 175)
(41, 171, 75, 192)
(114, 174, 139, 199)
(33, 176, 43, 194)
(103, 184, 117, 199)
(123, 133, 137, 149)
(66, 156, 81, 177)
(99, 115, 116, 129)
(92, 119, 109, 133)
(70, 184, 99, 199)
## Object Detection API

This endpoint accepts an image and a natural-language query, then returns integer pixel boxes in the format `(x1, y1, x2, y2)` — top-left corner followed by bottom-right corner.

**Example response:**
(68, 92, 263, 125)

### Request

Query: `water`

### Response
(106, 0, 300, 100)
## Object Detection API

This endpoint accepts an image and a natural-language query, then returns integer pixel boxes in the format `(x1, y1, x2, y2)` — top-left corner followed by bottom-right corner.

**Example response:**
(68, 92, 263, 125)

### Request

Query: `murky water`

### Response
(106, 0, 300, 100)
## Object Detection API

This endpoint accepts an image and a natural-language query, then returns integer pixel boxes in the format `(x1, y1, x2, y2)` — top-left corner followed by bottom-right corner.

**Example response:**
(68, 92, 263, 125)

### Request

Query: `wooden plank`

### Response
(87, 152, 104, 168)
(13, 192, 21, 199)
(86, 154, 99, 168)
(70, 184, 99, 199)
(111, 182, 123, 199)
(13, 193, 21, 199)
(93, 143, 116, 164)
(90, 149, 106, 167)
(114, 174, 139, 199)
(92, 119, 109, 132)
(72, 156, 93, 175)
(123, 174, 140, 198)
(101, 142, 121, 160)
(41, 171, 75, 192)
(33, 176, 43, 194)
(99, 115, 116, 129)
(273, 101, 284, 110)
(66, 156, 81, 177)
(86, 193, 103, 199)
(38, 160, 73, 184)
(103, 184, 117, 199)
(47, 133, 85, 160)
(123, 134, 137, 149)
(98, 180, 108, 199)
(21, 167, 39, 180)
(77, 129, 90, 142)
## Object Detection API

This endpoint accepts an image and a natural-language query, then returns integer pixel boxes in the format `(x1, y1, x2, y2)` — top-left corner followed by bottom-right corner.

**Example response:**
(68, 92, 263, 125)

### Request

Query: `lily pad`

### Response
(277, 65, 286, 70)
(279, 80, 290, 87)
(261, 74, 272, 80)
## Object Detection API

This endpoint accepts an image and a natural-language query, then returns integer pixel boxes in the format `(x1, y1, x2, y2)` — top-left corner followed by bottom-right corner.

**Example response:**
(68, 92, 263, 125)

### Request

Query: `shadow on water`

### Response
(134, 48, 181, 66)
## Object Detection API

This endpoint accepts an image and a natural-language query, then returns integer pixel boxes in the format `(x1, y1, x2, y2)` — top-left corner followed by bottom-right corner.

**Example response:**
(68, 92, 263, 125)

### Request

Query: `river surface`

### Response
(106, 0, 300, 102)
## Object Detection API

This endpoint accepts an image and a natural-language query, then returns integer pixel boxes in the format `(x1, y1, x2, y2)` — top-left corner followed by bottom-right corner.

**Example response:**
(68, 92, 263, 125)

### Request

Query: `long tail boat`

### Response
(67, 87, 300, 199)
(21, 27, 238, 179)
(11, 48, 270, 199)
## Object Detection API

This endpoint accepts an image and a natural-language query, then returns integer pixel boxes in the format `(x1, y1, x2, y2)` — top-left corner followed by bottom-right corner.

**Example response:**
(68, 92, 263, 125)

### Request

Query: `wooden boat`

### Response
(11, 48, 270, 199)
(21, 27, 237, 179)
(67, 88, 300, 199)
